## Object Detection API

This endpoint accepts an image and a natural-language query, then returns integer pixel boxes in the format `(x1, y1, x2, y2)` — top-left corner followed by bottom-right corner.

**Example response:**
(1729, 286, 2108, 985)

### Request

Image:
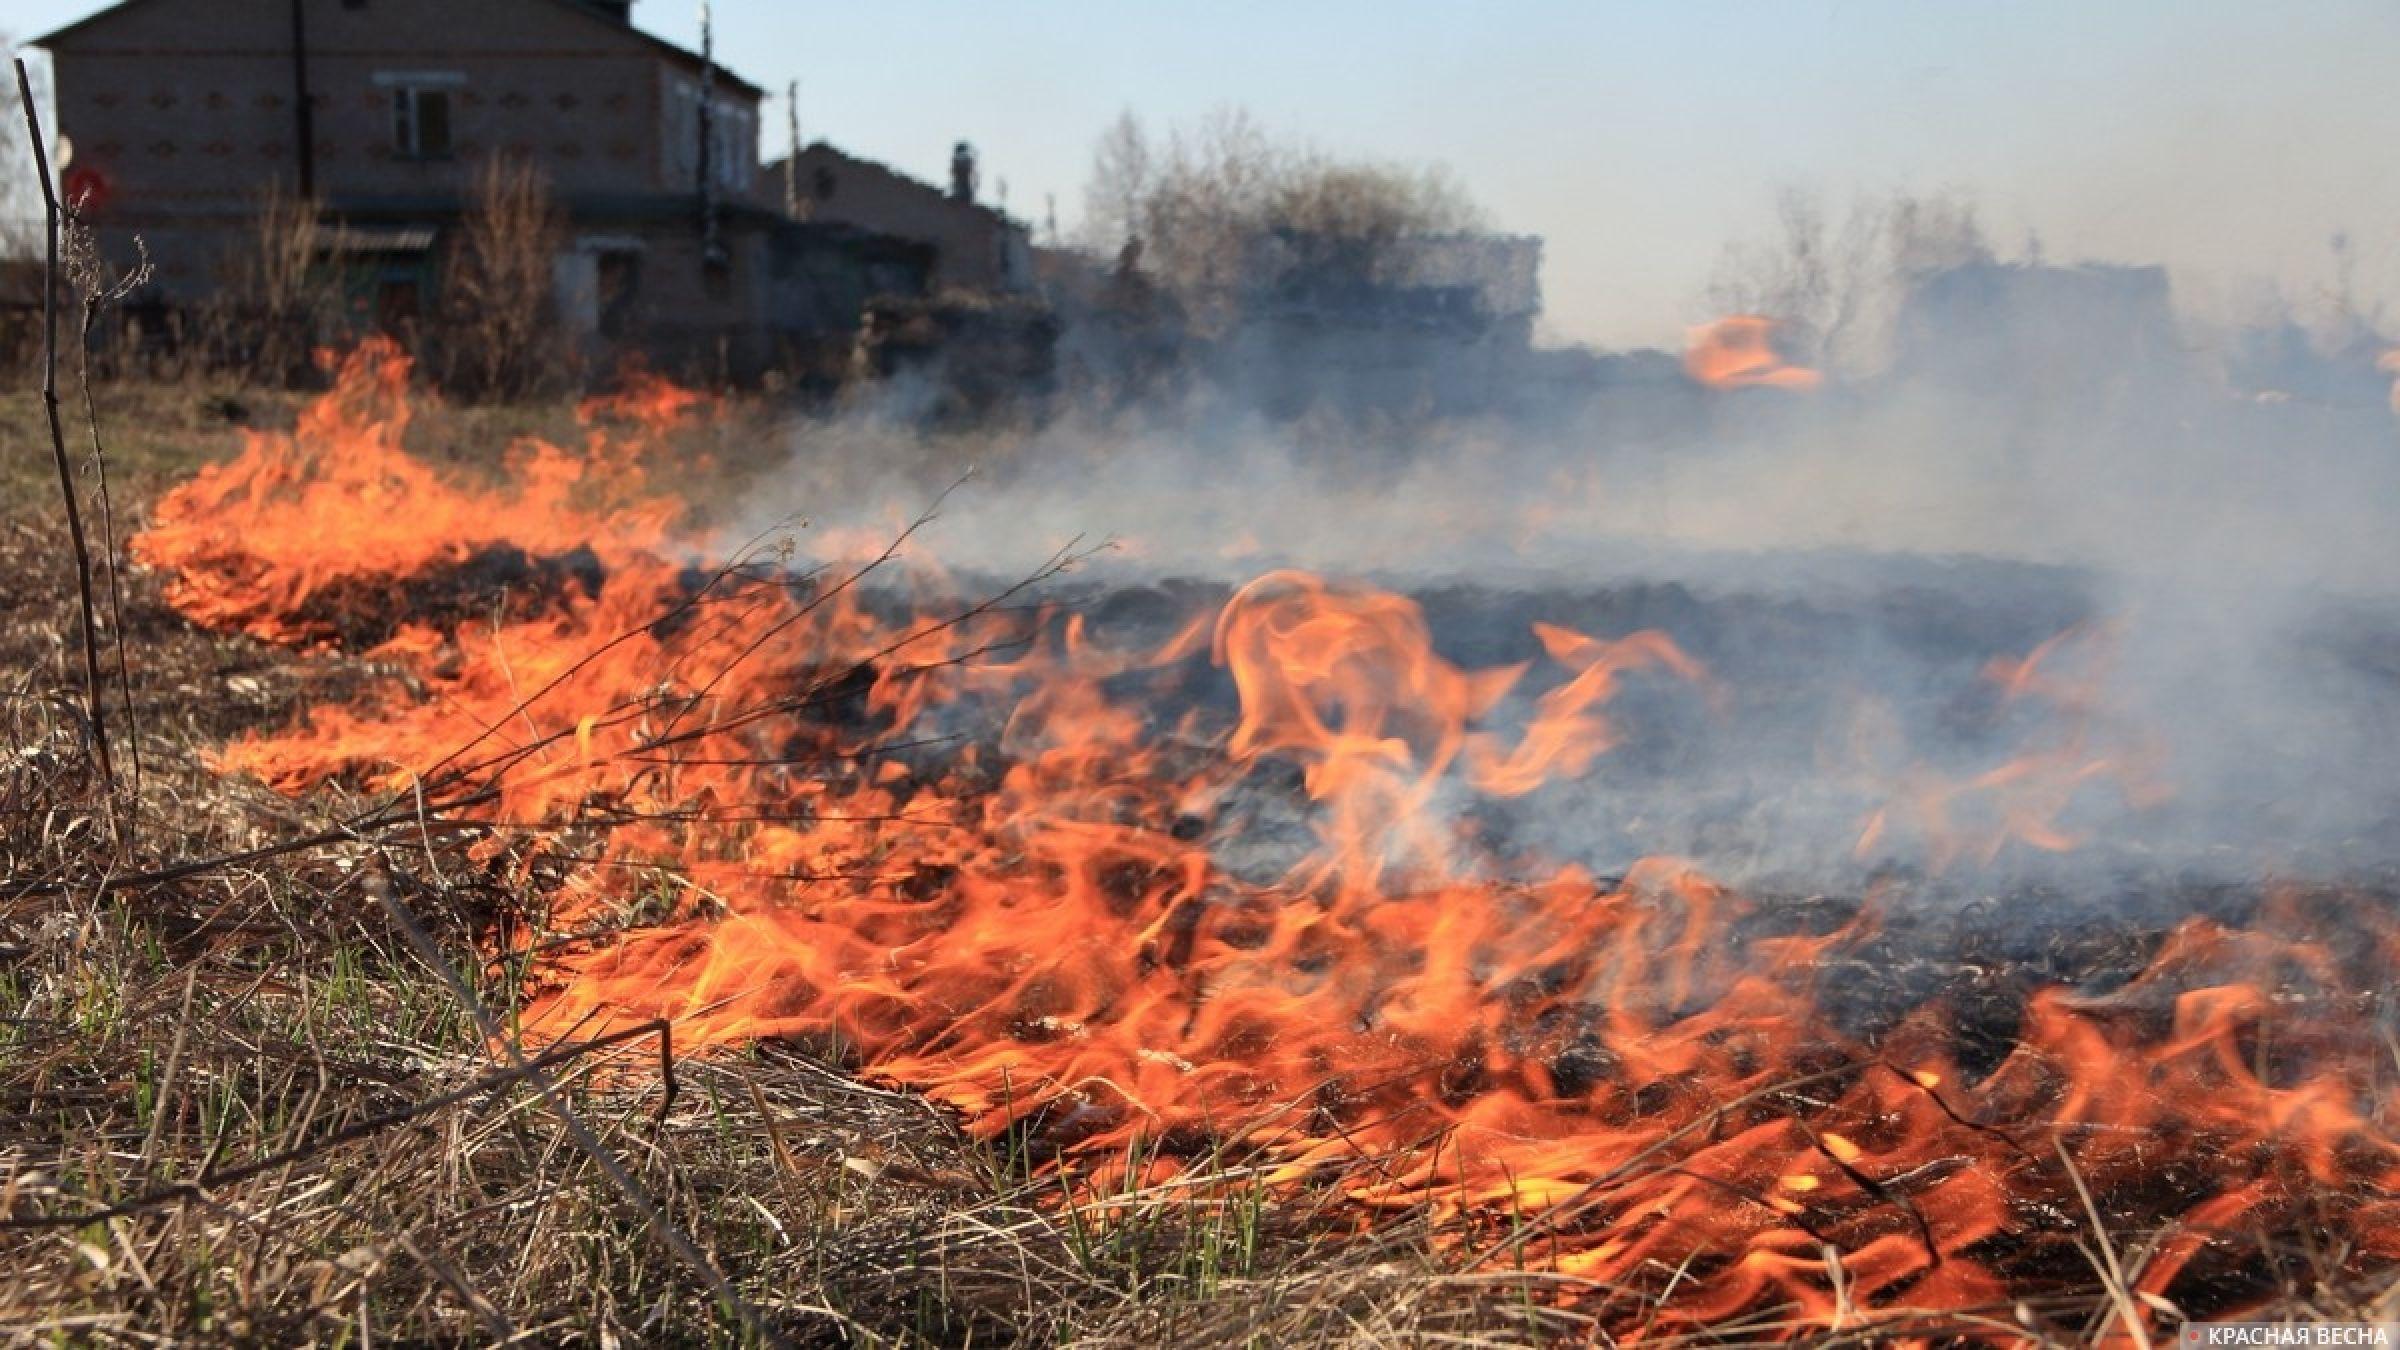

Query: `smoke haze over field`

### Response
(758, 259, 2400, 892)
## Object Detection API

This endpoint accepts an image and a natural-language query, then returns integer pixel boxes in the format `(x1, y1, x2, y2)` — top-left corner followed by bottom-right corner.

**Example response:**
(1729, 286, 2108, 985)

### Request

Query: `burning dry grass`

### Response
(0, 371, 1600, 1346)
(0, 501, 1585, 1345)
(7, 349, 2400, 1345)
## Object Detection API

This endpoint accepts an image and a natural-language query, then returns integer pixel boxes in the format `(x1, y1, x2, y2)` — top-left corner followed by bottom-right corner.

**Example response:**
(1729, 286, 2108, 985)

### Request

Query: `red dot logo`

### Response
(62, 166, 113, 214)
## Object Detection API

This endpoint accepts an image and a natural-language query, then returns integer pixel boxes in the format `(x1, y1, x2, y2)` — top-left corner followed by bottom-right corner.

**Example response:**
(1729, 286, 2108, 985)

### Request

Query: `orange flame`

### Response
(1856, 624, 2172, 868)
(1684, 315, 1823, 391)
(130, 348, 2400, 1339)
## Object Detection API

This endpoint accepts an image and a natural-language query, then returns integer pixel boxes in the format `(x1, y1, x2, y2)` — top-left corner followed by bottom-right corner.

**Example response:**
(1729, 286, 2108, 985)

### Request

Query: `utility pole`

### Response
(288, 0, 314, 197)
(696, 1, 723, 267)
(783, 79, 799, 218)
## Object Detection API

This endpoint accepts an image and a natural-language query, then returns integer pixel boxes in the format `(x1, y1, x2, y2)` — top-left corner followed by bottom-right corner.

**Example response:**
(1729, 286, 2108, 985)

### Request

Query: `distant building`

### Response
(765, 142, 1035, 295)
(1892, 260, 2182, 394)
(1249, 232, 1542, 338)
(2225, 320, 2396, 412)
(1227, 231, 1546, 416)
(763, 222, 935, 388)
(34, 0, 929, 379)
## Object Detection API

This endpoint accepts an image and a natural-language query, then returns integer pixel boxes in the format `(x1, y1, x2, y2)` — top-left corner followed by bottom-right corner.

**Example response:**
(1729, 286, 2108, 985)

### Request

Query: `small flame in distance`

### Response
(1685, 315, 1824, 391)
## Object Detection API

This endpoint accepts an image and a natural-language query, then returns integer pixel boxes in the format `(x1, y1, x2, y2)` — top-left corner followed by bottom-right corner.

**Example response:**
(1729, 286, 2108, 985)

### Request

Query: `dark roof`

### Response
(774, 143, 950, 205)
(26, 0, 140, 47)
(768, 141, 1030, 232)
(32, 0, 764, 100)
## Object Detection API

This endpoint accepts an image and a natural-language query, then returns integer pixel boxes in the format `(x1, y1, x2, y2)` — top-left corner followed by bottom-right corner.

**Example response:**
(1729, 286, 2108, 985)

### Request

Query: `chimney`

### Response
(572, 0, 634, 23)
(950, 141, 977, 203)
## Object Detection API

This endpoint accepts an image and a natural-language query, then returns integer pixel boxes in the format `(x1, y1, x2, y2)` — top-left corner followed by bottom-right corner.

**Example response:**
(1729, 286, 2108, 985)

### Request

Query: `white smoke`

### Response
(744, 241, 2400, 892)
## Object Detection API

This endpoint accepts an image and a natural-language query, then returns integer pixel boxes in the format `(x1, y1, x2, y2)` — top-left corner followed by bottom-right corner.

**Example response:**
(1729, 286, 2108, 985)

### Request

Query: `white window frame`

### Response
(662, 73, 757, 192)
(376, 71, 464, 160)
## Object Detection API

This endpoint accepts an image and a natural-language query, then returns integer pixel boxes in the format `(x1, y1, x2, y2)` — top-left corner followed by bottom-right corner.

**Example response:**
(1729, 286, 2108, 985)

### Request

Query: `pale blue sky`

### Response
(9, 1, 2399, 347)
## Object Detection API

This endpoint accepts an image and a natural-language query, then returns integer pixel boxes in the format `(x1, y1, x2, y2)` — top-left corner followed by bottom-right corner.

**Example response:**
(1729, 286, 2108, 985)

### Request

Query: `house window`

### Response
(392, 87, 451, 158)
(377, 72, 463, 159)
(711, 104, 755, 191)
(661, 75, 756, 192)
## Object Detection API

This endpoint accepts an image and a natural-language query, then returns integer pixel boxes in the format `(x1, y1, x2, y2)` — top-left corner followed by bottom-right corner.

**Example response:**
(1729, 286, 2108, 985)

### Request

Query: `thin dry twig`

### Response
(12, 56, 116, 836)
(2056, 1133, 2155, 1350)
(69, 225, 154, 847)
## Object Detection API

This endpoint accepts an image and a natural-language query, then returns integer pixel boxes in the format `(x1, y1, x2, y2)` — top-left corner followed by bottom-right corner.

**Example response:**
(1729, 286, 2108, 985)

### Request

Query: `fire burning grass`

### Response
(7, 342, 2400, 1343)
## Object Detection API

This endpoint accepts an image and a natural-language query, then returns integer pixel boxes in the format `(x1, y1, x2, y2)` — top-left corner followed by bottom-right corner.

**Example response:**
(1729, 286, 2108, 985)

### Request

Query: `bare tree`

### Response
(1266, 156, 1482, 285)
(1123, 107, 1280, 327)
(1707, 186, 1991, 374)
(438, 155, 568, 399)
(1082, 106, 1487, 335)
(1080, 108, 1152, 253)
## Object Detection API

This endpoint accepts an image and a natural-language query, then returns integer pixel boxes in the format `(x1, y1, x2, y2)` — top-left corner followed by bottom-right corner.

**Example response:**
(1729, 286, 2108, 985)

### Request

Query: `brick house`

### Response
(766, 141, 1035, 295)
(33, 0, 915, 378)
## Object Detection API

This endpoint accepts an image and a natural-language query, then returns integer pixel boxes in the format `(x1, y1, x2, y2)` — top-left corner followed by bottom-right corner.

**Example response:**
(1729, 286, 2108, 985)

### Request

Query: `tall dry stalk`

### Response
(13, 56, 116, 840)
(439, 154, 568, 399)
(212, 182, 340, 383)
(66, 218, 151, 844)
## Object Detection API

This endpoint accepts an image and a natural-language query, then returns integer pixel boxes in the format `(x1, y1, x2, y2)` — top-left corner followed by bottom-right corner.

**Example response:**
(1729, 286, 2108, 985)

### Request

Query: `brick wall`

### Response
(47, 0, 758, 299)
